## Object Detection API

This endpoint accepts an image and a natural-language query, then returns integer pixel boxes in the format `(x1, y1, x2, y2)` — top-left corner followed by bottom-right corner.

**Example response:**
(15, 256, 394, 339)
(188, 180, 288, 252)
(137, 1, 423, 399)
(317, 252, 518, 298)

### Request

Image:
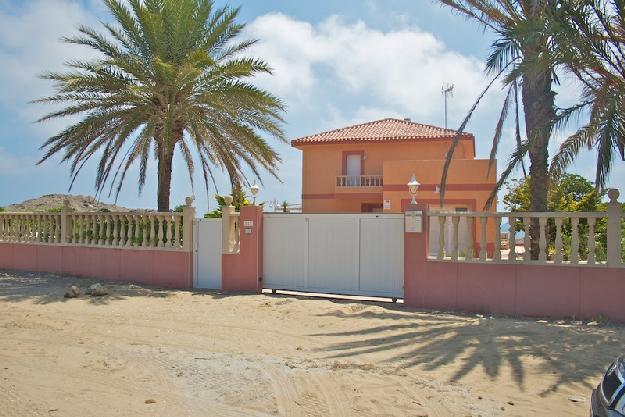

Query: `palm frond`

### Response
(37, 0, 285, 211)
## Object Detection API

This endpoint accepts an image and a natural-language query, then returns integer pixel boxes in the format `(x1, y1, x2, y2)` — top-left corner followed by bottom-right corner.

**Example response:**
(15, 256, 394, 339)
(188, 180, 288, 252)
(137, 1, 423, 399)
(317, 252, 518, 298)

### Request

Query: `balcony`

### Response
(336, 175, 383, 188)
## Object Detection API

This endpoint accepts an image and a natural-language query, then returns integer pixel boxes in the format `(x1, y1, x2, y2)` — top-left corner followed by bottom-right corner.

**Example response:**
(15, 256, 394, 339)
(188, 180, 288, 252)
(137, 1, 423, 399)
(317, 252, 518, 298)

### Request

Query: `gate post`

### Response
(182, 196, 196, 252)
(60, 199, 70, 244)
(221, 205, 264, 293)
(404, 203, 429, 308)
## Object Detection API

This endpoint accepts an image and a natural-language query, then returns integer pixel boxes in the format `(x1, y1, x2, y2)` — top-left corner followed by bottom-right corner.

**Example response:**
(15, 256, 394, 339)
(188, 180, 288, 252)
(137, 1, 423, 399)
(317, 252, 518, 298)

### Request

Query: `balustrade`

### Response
(0, 209, 190, 251)
(428, 209, 619, 267)
(336, 175, 383, 187)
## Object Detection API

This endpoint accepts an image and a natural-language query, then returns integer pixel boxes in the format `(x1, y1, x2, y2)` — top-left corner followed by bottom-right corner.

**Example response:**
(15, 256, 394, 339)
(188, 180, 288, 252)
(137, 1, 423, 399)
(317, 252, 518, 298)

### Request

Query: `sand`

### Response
(0, 271, 623, 417)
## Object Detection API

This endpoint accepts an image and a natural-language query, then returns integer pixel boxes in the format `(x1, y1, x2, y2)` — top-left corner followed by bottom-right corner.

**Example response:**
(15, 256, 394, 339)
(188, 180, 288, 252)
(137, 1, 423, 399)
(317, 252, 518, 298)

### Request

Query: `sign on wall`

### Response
(404, 210, 423, 233)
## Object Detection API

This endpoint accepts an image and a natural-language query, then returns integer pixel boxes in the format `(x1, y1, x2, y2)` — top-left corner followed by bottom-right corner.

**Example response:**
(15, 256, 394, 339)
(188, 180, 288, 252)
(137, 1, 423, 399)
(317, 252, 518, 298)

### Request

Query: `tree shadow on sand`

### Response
(312, 307, 624, 396)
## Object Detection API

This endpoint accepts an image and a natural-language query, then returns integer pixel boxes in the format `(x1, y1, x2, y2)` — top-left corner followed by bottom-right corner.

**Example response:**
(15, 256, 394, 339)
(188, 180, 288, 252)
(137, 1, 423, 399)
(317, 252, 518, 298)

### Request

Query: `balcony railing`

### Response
(336, 175, 383, 187)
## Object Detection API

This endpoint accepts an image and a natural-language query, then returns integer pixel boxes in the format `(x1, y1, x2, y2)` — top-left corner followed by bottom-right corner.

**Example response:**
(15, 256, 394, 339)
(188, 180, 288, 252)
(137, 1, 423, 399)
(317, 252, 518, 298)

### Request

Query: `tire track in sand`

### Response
(265, 365, 352, 417)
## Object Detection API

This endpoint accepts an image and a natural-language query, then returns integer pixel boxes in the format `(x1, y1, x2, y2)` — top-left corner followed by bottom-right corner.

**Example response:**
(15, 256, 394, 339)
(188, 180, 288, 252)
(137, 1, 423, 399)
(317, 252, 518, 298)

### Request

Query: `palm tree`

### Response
(547, 0, 625, 190)
(438, 0, 559, 259)
(36, 0, 285, 212)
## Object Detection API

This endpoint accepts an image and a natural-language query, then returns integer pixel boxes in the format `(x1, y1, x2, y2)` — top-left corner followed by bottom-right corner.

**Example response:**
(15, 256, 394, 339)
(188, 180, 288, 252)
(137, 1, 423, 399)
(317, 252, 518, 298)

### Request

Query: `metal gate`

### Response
(263, 214, 403, 298)
(194, 219, 222, 289)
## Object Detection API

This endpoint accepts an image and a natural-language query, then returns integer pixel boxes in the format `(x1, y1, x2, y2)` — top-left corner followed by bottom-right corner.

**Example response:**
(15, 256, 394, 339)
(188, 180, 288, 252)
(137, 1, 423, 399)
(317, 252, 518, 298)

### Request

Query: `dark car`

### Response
(591, 357, 625, 417)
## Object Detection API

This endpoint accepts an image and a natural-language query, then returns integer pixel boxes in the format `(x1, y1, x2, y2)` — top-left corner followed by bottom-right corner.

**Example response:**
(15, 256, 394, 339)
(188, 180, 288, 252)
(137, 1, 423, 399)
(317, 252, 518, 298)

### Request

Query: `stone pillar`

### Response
(182, 196, 196, 252)
(607, 189, 622, 267)
(403, 203, 429, 308)
(60, 199, 70, 244)
(221, 205, 263, 293)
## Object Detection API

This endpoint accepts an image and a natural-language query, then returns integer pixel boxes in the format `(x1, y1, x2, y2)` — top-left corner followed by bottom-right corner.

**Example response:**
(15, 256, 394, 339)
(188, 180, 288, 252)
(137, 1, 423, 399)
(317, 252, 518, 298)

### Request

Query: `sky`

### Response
(0, 0, 622, 214)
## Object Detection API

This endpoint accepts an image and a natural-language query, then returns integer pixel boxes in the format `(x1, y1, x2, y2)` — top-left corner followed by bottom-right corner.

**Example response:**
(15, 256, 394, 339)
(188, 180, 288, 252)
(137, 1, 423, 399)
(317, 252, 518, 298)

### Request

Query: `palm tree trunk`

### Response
(157, 139, 177, 212)
(521, 70, 555, 259)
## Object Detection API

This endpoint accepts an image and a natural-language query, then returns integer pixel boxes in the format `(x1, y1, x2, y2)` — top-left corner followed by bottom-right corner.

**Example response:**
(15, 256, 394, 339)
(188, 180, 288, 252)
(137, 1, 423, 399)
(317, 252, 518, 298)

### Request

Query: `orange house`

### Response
(292, 118, 497, 214)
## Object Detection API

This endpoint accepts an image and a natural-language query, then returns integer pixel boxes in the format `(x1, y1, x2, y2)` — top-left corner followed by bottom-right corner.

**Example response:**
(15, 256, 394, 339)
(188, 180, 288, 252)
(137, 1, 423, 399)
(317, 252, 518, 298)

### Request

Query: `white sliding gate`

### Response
(263, 214, 404, 298)
(194, 219, 222, 289)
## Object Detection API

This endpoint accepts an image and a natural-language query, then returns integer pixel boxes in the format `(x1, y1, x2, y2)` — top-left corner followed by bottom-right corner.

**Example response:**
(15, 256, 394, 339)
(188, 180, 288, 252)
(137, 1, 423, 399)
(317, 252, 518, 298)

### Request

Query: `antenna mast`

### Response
(442, 84, 454, 129)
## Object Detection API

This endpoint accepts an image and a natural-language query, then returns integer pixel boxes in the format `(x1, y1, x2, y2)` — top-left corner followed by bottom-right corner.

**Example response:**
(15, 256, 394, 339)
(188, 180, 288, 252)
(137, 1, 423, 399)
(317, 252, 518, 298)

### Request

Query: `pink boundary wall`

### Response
(221, 205, 263, 293)
(404, 204, 625, 322)
(0, 243, 193, 289)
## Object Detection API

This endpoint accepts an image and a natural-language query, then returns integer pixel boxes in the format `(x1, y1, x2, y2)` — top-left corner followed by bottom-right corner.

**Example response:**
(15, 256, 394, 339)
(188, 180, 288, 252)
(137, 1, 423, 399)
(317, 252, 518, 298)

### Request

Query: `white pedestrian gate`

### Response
(194, 219, 222, 289)
(263, 214, 404, 298)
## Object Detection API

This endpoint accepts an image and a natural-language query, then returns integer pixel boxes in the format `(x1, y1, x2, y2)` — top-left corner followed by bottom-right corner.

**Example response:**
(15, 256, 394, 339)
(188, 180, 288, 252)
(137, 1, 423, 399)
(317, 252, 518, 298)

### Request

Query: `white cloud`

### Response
(0, 0, 99, 133)
(246, 13, 491, 121)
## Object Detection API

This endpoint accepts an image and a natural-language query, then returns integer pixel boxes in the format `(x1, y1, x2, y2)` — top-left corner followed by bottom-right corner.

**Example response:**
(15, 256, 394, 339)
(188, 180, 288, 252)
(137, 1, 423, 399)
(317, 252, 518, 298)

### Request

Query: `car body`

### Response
(591, 357, 625, 417)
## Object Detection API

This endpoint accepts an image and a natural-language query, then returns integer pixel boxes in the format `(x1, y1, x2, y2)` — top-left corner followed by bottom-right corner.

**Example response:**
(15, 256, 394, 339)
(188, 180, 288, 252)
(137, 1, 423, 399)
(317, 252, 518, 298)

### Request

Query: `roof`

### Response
(291, 118, 474, 146)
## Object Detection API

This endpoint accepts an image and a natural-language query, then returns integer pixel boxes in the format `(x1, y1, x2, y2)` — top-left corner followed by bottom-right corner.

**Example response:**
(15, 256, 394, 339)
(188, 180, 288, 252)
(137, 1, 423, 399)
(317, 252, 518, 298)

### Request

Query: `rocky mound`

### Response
(3, 194, 134, 212)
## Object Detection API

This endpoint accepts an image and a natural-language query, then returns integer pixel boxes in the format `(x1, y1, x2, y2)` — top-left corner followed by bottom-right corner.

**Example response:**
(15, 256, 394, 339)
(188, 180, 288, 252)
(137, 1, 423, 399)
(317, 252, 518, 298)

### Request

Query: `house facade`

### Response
(292, 118, 497, 214)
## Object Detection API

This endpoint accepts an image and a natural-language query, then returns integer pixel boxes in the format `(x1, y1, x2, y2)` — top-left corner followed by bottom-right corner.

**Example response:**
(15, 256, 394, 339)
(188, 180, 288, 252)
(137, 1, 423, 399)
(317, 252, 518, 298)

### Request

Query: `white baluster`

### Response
(97, 215, 104, 245)
(29, 215, 35, 242)
(90, 215, 95, 244)
(554, 218, 563, 264)
(18, 215, 24, 242)
(31, 215, 37, 242)
(166, 216, 173, 247)
(69, 215, 75, 244)
(38, 215, 43, 243)
(149, 216, 155, 247)
(4, 216, 8, 241)
(79, 215, 85, 244)
(479, 216, 487, 261)
(141, 215, 147, 247)
(88, 215, 94, 245)
(48, 215, 54, 243)
(12, 215, 18, 242)
(571, 218, 580, 264)
(123, 215, 131, 247)
(15, 215, 20, 242)
(22, 215, 28, 242)
(494, 216, 502, 261)
(156, 216, 163, 247)
(134, 215, 141, 247)
(588, 217, 596, 265)
(121, 215, 127, 246)
(14, 215, 19, 242)
(112, 215, 119, 246)
(466, 217, 474, 261)
(43, 215, 49, 243)
(55, 215, 61, 243)
(34, 215, 39, 242)
(438, 215, 446, 260)
(105, 215, 112, 246)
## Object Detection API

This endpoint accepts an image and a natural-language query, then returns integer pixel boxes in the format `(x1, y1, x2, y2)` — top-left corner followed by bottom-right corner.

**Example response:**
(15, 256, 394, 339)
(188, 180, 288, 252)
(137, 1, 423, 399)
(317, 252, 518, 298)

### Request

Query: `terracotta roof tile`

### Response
(291, 118, 473, 146)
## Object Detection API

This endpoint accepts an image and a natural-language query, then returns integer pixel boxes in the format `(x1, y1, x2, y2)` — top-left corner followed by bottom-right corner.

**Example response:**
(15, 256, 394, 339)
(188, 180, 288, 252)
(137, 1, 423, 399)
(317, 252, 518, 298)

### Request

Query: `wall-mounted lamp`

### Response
(250, 183, 260, 205)
(408, 174, 420, 205)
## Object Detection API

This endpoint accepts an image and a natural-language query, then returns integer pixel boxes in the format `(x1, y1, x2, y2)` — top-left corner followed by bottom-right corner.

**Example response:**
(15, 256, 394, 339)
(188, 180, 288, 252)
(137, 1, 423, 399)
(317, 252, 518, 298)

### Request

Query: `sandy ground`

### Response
(1, 271, 623, 417)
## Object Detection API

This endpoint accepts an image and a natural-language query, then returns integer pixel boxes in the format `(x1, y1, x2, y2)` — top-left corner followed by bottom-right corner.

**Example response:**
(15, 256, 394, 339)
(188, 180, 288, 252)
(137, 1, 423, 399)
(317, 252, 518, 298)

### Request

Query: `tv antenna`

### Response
(442, 84, 454, 128)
